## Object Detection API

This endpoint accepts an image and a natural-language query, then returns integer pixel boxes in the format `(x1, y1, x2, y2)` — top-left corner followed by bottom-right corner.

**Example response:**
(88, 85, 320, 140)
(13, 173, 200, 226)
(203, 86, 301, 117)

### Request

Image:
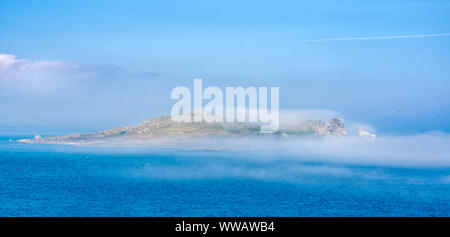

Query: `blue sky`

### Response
(1, 0, 450, 134)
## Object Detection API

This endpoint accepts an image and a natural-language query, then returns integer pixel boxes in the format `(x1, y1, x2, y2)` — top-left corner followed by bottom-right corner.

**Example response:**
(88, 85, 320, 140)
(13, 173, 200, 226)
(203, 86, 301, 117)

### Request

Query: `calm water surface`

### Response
(0, 135, 449, 216)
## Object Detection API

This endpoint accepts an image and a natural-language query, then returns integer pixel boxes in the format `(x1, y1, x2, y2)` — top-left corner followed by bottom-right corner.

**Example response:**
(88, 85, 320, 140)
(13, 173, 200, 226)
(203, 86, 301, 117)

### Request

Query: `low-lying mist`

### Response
(119, 133, 450, 184)
(160, 132, 450, 168)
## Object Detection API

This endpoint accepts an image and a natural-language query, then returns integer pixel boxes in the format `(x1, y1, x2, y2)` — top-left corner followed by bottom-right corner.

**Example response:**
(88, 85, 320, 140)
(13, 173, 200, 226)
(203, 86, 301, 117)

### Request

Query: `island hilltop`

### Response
(18, 115, 348, 146)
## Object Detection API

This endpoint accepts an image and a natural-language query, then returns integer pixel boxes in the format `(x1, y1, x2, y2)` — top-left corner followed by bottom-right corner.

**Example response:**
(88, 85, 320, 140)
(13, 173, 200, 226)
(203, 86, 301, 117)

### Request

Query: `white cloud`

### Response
(0, 53, 156, 94)
(0, 54, 26, 70)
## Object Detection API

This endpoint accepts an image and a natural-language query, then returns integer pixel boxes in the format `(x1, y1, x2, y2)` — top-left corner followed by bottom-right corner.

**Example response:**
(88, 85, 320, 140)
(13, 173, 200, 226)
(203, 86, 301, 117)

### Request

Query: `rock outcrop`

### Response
(305, 118, 347, 137)
(358, 128, 376, 138)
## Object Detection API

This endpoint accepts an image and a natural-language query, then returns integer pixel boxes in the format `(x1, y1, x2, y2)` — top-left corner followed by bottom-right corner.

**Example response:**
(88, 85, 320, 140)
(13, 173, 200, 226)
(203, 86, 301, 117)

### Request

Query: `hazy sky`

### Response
(1, 0, 449, 134)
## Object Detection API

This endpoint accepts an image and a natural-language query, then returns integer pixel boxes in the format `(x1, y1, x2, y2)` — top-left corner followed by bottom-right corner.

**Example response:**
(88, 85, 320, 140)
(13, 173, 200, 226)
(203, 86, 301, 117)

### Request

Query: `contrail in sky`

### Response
(298, 33, 450, 42)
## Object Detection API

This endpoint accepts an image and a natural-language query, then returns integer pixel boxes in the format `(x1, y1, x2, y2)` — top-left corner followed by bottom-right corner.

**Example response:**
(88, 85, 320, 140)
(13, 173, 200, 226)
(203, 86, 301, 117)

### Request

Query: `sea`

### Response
(0, 134, 449, 217)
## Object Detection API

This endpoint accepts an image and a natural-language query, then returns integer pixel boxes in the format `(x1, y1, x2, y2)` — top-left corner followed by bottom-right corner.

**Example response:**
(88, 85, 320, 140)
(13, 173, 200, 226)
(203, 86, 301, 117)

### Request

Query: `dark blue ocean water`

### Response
(0, 135, 449, 217)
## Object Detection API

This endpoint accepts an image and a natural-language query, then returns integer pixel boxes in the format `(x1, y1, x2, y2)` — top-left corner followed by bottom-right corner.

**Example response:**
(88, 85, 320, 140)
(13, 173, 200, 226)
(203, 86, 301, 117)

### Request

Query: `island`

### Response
(18, 115, 349, 147)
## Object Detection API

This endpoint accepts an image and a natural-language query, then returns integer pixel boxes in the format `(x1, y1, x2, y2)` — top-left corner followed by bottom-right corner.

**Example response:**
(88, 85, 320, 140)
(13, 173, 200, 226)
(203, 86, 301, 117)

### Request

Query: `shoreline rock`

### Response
(358, 128, 376, 138)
